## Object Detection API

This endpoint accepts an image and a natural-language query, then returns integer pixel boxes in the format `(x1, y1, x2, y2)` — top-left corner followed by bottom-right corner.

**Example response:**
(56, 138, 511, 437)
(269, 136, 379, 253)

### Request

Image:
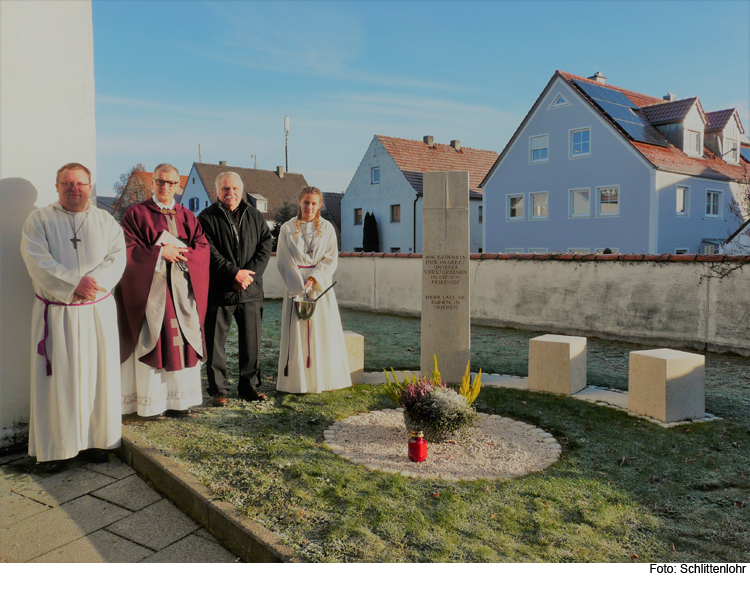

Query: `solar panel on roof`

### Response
(573, 78, 671, 148)
(741, 147, 750, 162)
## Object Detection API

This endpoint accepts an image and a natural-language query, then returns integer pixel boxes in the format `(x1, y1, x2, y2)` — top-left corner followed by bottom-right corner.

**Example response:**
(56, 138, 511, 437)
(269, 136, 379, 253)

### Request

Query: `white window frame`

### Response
(596, 185, 620, 217)
(723, 138, 739, 164)
(675, 248, 689, 255)
(676, 186, 689, 217)
(569, 187, 591, 218)
(703, 243, 718, 255)
(548, 93, 570, 109)
(568, 248, 590, 254)
(505, 248, 524, 254)
(371, 167, 380, 184)
(390, 247, 401, 253)
(529, 134, 549, 164)
(530, 191, 549, 220)
(685, 130, 702, 156)
(705, 190, 722, 218)
(570, 127, 591, 159)
(529, 248, 549, 254)
(507, 194, 525, 221)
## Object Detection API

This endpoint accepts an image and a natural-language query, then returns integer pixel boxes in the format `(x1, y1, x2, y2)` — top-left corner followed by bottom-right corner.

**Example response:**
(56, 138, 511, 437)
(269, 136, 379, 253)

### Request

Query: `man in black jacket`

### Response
(198, 171, 273, 405)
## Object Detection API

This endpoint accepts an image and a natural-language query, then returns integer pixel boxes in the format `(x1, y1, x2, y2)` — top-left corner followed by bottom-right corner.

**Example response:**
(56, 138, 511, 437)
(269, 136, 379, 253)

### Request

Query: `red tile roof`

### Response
(375, 135, 498, 200)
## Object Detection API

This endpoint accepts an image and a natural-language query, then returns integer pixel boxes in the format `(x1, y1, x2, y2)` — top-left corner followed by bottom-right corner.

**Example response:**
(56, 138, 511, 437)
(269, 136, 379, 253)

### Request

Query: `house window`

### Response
(529, 248, 549, 254)
(530, 192, 548, 219)
(506, 248, 524, 254)
(675, 248, 689, 254)
(371, 167, 380, 184)
(568, 248, 590, 254)
(478, 205, 483, 224)
(676, 186, 689, 216)
(571, 128, 590, 158)
(354, 208, 363, 225)
(390, 247, 401, 253)
(704, 244, 718, 255)
(189, 197, 199, 211)
(705, 190, 721, 217)
(390, 204, 401, 223)
(569, 188, 590, 218)
(507, 194, 524, 220)
(192, 178, 195, 184)
(549, 93, 569, 109)
(529, 135, 549, 163)
(686, 130, 701, 155)
(724, 139, 738, 163)
(597, 186, 619, 216)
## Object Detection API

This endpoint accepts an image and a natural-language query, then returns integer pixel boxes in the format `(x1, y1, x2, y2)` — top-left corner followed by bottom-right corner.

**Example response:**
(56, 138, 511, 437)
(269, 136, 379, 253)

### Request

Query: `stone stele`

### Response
(628, 348, 705, 423)
(421, 171, 470, 384)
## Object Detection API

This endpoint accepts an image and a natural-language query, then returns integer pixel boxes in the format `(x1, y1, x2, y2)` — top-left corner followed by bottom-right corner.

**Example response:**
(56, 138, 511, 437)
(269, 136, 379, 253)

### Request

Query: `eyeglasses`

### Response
(154, 179, 179, 187)
(57, 182, 90, 189)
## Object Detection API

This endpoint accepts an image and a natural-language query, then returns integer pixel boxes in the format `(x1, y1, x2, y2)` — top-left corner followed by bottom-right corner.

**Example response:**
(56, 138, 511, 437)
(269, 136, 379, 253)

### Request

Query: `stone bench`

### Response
(628, 349, 705, 422)
(528, 335, 587, 395)
(343, 331, 364, 385)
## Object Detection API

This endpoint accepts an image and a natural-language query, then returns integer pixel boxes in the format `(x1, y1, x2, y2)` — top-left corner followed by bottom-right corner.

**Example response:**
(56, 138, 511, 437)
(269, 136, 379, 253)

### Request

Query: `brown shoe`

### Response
(211, 396, 228, 407)
(164, 409, 191, 418)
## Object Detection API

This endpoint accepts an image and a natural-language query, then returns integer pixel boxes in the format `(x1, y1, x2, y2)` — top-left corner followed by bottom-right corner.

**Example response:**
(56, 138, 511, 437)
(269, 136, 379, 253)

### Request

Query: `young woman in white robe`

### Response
(276, 188, 351, 394)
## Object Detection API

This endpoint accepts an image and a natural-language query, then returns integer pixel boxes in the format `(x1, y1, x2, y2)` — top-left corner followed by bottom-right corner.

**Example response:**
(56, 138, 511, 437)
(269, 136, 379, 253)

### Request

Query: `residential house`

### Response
(341, 135, 498, 253)
(180, 162, 308, 227)
(323, 191, 344, 249)
(96, 196, 117, 215)
(481, 71, 750, 255)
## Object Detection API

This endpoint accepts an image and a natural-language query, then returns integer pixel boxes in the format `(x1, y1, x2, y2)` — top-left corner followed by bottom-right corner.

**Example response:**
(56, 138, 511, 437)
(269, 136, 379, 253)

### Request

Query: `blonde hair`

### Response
(56, 162, 91, 184)
(295, 186, 324, 238)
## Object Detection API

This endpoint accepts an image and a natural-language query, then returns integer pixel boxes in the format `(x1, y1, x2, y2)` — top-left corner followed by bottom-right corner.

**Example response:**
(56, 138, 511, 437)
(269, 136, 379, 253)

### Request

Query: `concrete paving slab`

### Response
(82, 458, 136, 480)
(0, 494, 131, 562)
(573, 387, 629, 409)
(0, 491, 51, 528)
(30, 529, 153, 563)
(12, 466, 116, 507)
(105, 498, 200, 551)
(91, 474, 163, 512)
(481, 374, 530, 389)
(0, 467, 35, 495)
(194, 527, 219, 543)
(0, 453, 26, 466)
(141, 533, 237, 563)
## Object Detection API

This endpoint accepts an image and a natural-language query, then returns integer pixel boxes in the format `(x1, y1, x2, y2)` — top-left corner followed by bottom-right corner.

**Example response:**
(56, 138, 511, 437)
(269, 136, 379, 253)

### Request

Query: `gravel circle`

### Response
(324, 408, 561, 481)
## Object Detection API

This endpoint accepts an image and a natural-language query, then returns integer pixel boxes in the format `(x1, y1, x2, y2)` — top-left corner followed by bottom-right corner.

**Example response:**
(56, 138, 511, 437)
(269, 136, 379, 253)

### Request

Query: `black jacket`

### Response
(198, 200, 273, 304)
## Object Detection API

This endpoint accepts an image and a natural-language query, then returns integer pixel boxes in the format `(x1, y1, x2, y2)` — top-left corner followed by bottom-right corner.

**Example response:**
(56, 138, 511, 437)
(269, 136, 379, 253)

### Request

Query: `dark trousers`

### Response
(205, 301, 263, 398)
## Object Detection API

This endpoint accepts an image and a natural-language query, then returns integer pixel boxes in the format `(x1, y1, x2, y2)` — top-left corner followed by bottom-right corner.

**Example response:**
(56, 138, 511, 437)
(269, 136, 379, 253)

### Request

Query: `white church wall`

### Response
(0, 0, 97, 451)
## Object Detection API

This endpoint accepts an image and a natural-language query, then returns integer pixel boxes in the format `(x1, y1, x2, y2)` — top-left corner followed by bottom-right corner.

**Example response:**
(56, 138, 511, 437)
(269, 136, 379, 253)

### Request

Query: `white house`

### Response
(180, 162, 308, 226)
(481, 71, 750, 255)
(341, 135, 498, 253)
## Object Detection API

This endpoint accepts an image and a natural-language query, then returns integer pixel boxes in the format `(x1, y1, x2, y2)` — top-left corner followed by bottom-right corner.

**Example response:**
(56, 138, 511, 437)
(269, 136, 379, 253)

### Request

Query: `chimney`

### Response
(423, 135, 434, 148)
(219, 160, 227, 166)
(588, 71, 606, 84)
(276, 165, 284, 179)
(663, 92, 676, 102)
(450, 140, 461, 152)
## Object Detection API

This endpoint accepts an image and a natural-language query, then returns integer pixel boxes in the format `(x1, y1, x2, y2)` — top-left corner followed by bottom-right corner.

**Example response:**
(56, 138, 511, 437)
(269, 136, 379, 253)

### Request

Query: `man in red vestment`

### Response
(115, 163, 210, 418)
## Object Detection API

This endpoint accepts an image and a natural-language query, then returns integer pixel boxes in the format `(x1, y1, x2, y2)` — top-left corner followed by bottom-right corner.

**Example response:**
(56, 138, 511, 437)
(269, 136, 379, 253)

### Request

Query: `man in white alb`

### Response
(20, 162, 126, 472)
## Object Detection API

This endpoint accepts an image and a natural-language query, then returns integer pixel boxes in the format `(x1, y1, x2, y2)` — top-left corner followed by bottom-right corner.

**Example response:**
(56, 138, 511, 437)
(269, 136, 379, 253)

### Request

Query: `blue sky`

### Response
(93, 0, 750, 196)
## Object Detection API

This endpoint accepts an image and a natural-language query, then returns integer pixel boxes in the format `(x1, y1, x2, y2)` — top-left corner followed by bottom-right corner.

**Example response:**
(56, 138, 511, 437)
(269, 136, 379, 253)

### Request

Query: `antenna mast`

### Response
(284, 116, 289, 173)
(198, 143, 202, 163)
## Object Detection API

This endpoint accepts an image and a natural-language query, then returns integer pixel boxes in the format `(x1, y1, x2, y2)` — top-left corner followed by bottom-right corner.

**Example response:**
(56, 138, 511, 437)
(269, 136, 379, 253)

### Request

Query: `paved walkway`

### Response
(0, 452, 238, 563)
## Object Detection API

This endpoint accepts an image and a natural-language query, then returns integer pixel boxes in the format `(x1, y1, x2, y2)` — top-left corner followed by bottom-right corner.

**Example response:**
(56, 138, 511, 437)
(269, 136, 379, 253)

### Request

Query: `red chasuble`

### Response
(115, 200, 210, 371)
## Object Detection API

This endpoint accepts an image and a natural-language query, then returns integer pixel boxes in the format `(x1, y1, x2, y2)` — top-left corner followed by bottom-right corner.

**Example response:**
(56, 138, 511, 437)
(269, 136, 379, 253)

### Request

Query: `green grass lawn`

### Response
(127, 300, 750, 562)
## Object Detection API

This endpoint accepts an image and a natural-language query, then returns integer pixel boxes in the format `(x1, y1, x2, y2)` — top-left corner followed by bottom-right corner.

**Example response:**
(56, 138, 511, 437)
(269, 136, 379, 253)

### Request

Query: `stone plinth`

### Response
(528, 335, 587, 395)
(421, 171, 470, 383)
(343, 331, 364, 385)
(628, 349, 705, 422)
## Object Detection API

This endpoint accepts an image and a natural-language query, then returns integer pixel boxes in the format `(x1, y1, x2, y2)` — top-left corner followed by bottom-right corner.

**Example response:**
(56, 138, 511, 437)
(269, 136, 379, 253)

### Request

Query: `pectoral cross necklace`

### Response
(65, 210, 90, 250)
(302, 222, 316, 257)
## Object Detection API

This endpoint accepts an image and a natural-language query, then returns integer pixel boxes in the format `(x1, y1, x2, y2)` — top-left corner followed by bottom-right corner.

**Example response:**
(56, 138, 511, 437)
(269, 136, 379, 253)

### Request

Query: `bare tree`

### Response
(704, 171, 750, 279)
(112, 163, 151, 222)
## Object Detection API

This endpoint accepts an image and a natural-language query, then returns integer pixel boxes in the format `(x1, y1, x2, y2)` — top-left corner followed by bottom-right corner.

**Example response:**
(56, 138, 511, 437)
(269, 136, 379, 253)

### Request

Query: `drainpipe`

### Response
(413, 193, 422, 253)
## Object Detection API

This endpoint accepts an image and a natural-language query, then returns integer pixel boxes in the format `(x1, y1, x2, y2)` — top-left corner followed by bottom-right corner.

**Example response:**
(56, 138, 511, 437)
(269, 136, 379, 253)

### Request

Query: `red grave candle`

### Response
(408, 430, 427, 462)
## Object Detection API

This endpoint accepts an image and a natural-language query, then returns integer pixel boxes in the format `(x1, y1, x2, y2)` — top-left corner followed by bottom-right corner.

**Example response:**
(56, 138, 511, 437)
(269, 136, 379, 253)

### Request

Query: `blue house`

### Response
(481, 71, 750, 255)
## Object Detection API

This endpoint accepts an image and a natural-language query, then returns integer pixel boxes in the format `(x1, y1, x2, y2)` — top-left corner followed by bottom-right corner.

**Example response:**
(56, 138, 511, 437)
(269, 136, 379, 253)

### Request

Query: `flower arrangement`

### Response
(384, 356, 482, 442)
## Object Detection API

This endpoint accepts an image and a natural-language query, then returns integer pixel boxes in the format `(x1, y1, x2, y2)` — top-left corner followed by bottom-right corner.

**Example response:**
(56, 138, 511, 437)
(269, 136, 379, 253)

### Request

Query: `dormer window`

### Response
(723, 138, 739, 164)
(685, 130, 702, 156)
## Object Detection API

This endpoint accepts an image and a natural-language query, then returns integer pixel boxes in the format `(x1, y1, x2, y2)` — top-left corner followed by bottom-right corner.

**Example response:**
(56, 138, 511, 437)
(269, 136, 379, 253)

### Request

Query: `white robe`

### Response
(276, 218, 351, 394)
(20, 202, 126, 462)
